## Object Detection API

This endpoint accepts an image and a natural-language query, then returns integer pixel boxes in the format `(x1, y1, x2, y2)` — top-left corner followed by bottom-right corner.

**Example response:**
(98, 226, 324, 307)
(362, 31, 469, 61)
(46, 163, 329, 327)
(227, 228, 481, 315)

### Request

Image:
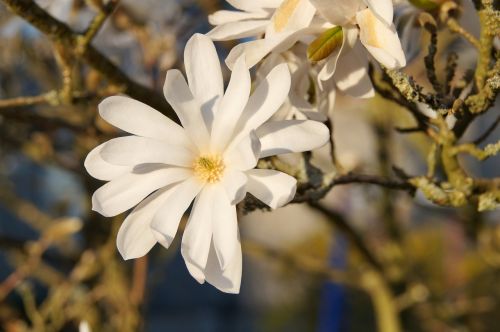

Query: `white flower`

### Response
(85, 33, 329, 293)
(208, 0, 406, 98)
(256, 46, 333, 122)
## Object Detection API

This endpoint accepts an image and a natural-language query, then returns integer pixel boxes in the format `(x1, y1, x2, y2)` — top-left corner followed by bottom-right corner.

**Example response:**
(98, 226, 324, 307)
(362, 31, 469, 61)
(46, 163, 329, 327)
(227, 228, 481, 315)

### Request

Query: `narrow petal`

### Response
(98, 96, 192, 148)
(227, 0, 282, 11)
(356, 8, 406, 68)
(211, 56, 251, 151)
(209, 9, 269, 25)
(225, 29, 310, 69)
(266, 0, 316, 36)
(163, 69, 210, 150)
(363, 0, 393, 25)
(99, 136, 194, 167)
(220, 168, 248, 204)
(224, 132, 261, 171)
(184, 34, 223, 131)
(230, 64, 290, 143)
(246, 169, 297, 209)
(151, 178, 203, 248)
(92, 166, 192, 217)
(204, 239, 242, 294)
(181, 187, 214, 269)
(84, 143, 132, 181)
(116, 187, 176, 260)
(333, 45, 375, 98)
(212, 185, 238, 269)
(256, 120, 330, 158)
(208, 20, 269, 41)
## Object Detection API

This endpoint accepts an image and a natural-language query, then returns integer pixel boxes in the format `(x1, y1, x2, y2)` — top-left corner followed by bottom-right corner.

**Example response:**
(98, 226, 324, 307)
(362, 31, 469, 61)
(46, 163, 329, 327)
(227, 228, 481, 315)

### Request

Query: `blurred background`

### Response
(0, 0, 499, 331)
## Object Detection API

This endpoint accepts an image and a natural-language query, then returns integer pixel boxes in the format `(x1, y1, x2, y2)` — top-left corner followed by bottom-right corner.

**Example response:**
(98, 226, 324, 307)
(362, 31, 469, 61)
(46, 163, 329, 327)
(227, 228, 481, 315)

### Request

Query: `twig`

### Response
(473, 113, 500, 144)
(76, 0, 120, 55)
(444, 18, 481, 49)
(0, 92, 57, 109)
(331, 173, 414, 191)
(290, 172, 414, 206)
(308, 202, 385, 274)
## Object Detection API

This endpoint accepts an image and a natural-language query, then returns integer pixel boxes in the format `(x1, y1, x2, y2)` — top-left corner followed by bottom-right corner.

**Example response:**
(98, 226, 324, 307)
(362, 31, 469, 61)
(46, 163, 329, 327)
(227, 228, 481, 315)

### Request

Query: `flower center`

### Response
(193, 155, 225, 184)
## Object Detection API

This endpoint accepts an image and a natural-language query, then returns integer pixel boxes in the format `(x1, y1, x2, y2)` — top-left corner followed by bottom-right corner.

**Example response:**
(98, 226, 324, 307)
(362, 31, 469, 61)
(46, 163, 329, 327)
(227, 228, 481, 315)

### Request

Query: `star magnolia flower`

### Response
(208, 0, 406, 98)
(84, 33, 329, 293)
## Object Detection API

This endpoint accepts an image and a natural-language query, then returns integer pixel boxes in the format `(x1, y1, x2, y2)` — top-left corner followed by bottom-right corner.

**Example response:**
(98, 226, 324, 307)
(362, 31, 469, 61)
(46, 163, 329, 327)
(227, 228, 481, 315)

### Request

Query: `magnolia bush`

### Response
(0, 0, 498, 331)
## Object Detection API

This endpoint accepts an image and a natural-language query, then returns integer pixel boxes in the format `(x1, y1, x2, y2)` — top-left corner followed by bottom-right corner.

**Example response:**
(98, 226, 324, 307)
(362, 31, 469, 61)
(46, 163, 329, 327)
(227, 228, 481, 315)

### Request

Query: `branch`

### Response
(0, 92, 57, 109)
(291, 172, 414, 205)
(308, 202, 385, 274)
(1, 0, 177, 121)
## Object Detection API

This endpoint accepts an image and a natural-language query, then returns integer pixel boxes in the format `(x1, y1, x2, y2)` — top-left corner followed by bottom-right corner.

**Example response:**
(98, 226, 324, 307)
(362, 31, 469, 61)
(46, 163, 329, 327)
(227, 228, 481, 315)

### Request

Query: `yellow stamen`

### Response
(273, 0, 300, 32)
(193, 155, 225, 184)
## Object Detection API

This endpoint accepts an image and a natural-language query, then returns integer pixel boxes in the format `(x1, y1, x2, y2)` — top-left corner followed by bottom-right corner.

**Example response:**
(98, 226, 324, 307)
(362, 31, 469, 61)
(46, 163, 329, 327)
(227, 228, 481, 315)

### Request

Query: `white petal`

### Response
(116, 187, 176, 260)
(318, 27, 355, 83)
(266, 0, 316, 36)
(183, 254, 206, 284)
(227, 0, 282, 11)
(92, 166, 192, 217)
(356, 8, 406, 68)
(256, 120, 330, 158)
(99, 136, 194, 167)
(309, 0, 362, 25)
(84, 143, 132, 181)
(318, 41, 344, 83)
(363, 0, 393, 25)
(225, 30, 308, 69)
(184, 34, 223, 132)
(211, 56, 251, 151)
(209, 9, 269, 25)
(204, 239, 242, 294)
(181, 187, 214, 269)
(220, 168, 248, 204)
(163, 69, 210, 150)
(333, 45, 375, 98)
(246, 169, 297, 209)
(224, 132, 261, 171)
(212, 185, 238, 269)
(98, 96, 192, 147)
(230, 64, 290, 143)
(151, 178, 203, 248)
(318, 27, 358, 85)
(208, 20, 269, 41)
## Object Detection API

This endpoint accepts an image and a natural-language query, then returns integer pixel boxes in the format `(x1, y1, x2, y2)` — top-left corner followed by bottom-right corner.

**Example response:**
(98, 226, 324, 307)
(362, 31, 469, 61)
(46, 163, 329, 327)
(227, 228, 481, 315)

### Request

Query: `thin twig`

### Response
(445, 18, 481, 49)
(473, 113, 500, 145)
(0, 92, 56, 109)
(308, 202, 385, 274)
